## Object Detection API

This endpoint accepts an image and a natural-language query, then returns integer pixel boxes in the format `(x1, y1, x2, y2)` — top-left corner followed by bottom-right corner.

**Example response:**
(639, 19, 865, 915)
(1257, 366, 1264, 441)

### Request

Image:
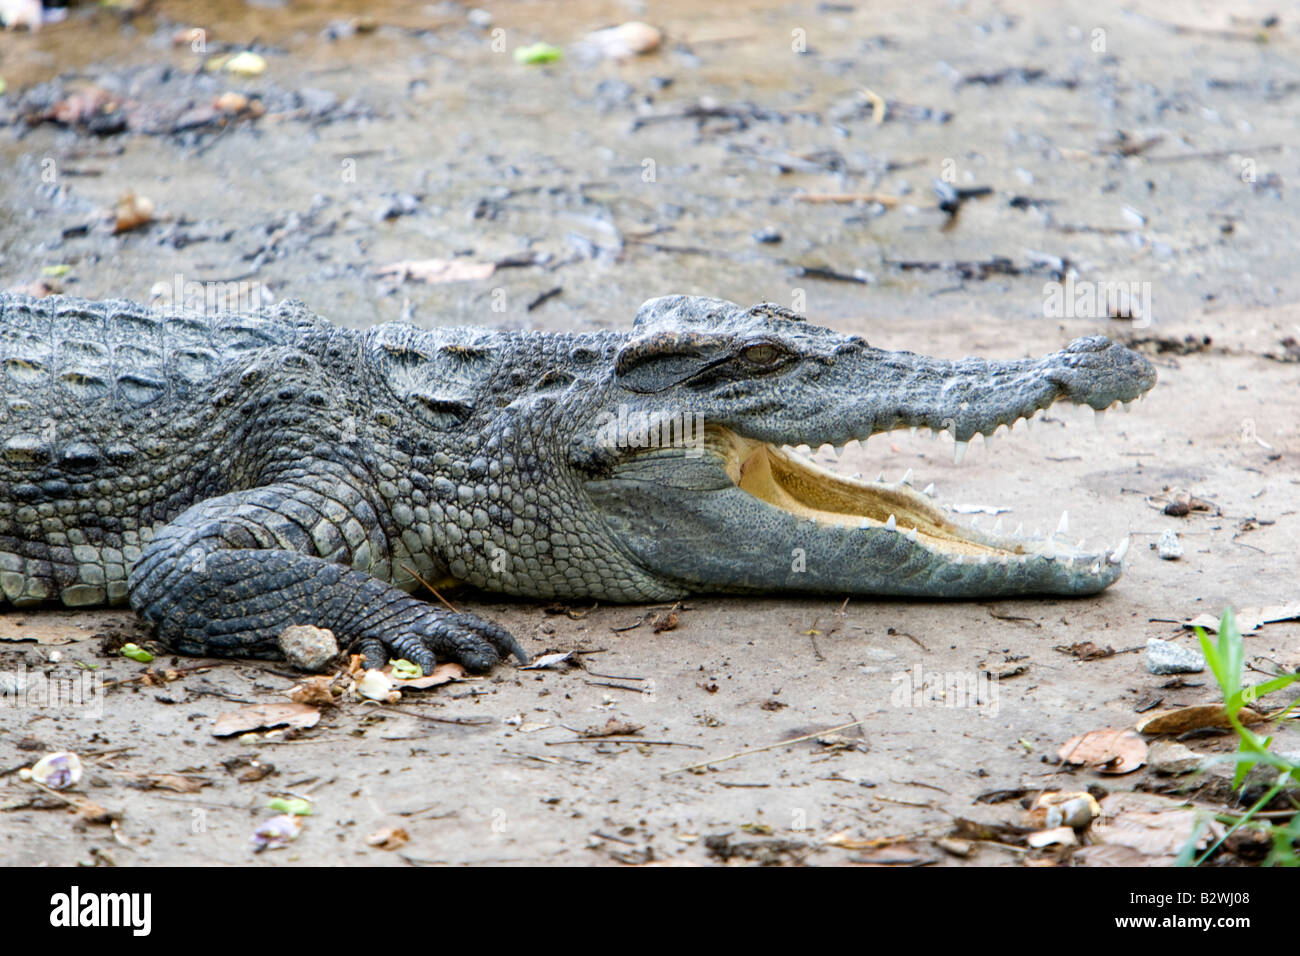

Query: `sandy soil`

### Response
(1, 0, 1297, 865)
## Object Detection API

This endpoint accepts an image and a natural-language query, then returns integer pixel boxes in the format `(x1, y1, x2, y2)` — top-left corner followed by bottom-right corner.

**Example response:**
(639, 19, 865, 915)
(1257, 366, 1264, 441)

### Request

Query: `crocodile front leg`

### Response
(126, 480, 527, 673)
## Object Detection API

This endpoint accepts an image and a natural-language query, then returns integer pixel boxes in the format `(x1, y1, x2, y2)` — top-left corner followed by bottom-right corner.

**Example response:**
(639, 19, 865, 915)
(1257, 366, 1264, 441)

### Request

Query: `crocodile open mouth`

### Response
(712, 421, 1129, 570)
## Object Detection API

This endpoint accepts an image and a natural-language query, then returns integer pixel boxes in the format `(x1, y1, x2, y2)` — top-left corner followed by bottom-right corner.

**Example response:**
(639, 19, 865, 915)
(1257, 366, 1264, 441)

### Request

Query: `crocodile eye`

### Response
(742, 343, 782, 366)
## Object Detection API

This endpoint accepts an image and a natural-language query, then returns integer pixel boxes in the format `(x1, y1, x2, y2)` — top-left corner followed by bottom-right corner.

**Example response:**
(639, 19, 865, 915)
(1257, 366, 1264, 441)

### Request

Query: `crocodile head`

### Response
(574, 295, 1156, 598)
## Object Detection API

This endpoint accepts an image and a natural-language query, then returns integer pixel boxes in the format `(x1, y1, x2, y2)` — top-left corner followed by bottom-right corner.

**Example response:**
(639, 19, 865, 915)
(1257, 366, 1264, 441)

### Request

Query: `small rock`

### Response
(1145, 638, 1204, 675)
(1157, 529, 1183, 560)
(278, 624, 339, 672)
(752, 227, 783, 244)
(1148, 740, 1203, 775)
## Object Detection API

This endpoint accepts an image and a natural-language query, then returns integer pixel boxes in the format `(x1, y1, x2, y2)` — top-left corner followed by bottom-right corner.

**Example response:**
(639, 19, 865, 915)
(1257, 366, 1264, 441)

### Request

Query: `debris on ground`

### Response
(1144, 638, 1204, 675)
(212, 702, 321, 737)
(278, 625, 339, 672)
(1156, 529, 1183, 560)
(1058, 727, 1146, 774)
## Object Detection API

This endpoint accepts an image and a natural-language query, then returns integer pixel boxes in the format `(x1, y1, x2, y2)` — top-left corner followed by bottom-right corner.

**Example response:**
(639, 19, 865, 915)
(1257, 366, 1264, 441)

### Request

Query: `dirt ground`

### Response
(1, 0, 1298, 865)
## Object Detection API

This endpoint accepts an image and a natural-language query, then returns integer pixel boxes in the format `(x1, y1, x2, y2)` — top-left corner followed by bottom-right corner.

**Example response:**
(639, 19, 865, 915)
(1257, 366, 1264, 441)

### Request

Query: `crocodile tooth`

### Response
(909, 426, 918, 438)
(876, 472, 885, 483)
(900, 468, 913, 486)
(795, 444, 812, 456)
(906, 527, 918, 542)
(1091, 561, 1101, 575)
(1094, 408, 1106, 428)
(859, 518, 871, 529)
(1056, 511, 1069, 536)
(1108, 536, 1130, 564)
(978, 555, 988, 565)
(954, 555, 964, 565)
(1122, 401, 1133, 414)
(983, 432, 996, 452)
(1043, 538, 1055, 558)
(922, 482, 935, 497)
(884, 514, 897, 531)
(1014, 523, 1023, 537)
(952, 440, 968, 465)
(992, 517, 1003, 535)
(818, 443, 834, 458)
(971, 516, 981, 529)
(831, 443, 846, 459)
(850, 472, 862, 481)
(1076, 538, 1085, 550)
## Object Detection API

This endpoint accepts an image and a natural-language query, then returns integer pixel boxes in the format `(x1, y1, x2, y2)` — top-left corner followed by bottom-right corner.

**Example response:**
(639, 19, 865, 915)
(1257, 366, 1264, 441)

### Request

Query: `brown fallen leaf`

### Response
(366, 826, 410, 850)
(374, 259, 495, 284)
(1092, 791, 1221, 858)
(0, 615, 79, 645)
(650, 605, 680, 633)
(287, 675, 337, 708)
(1071, 843, 1170, 867)
(581, 718, 645, 738)
(1058, 727, 1147, 774)
(521, 651, 575, 670)
(1056, 641, 1115, 661)
(45, 85, 122, 125)
(1136, 704, 1267, 736)
(1184, 604, 1300, 635)
(383, 661, 466, 690)
(140, 773, 210, 793)
(212, 702, 320, 737)
(112, 192, 154, 234)
(849, 842, 941, 866)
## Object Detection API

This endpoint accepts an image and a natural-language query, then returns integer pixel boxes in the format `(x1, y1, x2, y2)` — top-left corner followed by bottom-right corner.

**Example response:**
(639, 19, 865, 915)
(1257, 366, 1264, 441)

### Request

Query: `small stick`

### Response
(401, 565, 460, 614)
(795, 192, 901, 206)
(663, 718, 869, 776)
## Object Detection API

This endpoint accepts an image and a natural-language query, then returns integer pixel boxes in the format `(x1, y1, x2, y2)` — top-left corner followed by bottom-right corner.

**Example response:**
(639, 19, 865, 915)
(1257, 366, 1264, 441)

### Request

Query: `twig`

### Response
(663, 718, 869, 776)
(582, 680, 648, 694)
(795, 192, 900, 206)
(400, 565, 460, 613)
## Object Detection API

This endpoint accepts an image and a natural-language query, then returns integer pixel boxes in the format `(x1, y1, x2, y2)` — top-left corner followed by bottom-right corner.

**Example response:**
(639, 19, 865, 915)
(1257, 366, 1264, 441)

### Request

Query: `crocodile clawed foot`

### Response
(359, 610, 528, 674)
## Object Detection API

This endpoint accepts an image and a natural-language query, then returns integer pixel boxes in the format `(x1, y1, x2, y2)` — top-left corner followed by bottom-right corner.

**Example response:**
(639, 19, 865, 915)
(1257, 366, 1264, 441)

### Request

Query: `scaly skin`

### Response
(0, 293, 1156, 673)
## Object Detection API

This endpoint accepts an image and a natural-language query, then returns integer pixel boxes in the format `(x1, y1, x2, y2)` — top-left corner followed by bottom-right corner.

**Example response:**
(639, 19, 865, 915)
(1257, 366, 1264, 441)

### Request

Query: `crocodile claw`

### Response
(358, 609, 529, 674)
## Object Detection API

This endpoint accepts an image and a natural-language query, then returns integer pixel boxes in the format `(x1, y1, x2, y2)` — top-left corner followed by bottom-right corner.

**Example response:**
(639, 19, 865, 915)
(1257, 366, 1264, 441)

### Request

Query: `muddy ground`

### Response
(1, 0, 1298, 865)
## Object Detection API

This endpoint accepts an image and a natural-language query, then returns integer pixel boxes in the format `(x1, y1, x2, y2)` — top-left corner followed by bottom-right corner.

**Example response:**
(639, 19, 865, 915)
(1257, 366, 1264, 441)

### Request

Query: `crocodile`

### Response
(0, 292, 1155, 674)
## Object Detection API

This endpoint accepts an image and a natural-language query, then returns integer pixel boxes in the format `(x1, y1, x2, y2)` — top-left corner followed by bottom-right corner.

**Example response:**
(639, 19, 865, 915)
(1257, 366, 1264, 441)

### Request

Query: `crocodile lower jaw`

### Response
(719, 428, 1128, 569)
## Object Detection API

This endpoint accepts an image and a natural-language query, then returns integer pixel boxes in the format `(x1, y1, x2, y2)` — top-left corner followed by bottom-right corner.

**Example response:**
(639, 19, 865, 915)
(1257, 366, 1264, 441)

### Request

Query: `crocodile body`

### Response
(0, 293, 1155, 673)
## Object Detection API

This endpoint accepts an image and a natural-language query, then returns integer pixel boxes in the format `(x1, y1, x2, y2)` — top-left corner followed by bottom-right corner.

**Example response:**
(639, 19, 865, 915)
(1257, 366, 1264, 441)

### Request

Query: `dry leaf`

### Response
(212, 702, 320, 737)
(112, 192, 154, 234)
(1058, 727, 1147, 774)
(1056, 641, 1114, 660)
(1092, 791, 1221, 858)
(366, 826, 410, 850)
(1184, 604, 1300, 635)
(288, 676, 337, 708)
(581, 718, 644, 738)
(0, 615, 82, 645)
(521, 651, 574, 670)
(383, 661, 466, 689)
(1071, 844, 1168, 867)
(375, 259, 495, 284)
(145, 773, 209, 793)
(849, 842, 941, 866)
(1136, 705, 1266, 735)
